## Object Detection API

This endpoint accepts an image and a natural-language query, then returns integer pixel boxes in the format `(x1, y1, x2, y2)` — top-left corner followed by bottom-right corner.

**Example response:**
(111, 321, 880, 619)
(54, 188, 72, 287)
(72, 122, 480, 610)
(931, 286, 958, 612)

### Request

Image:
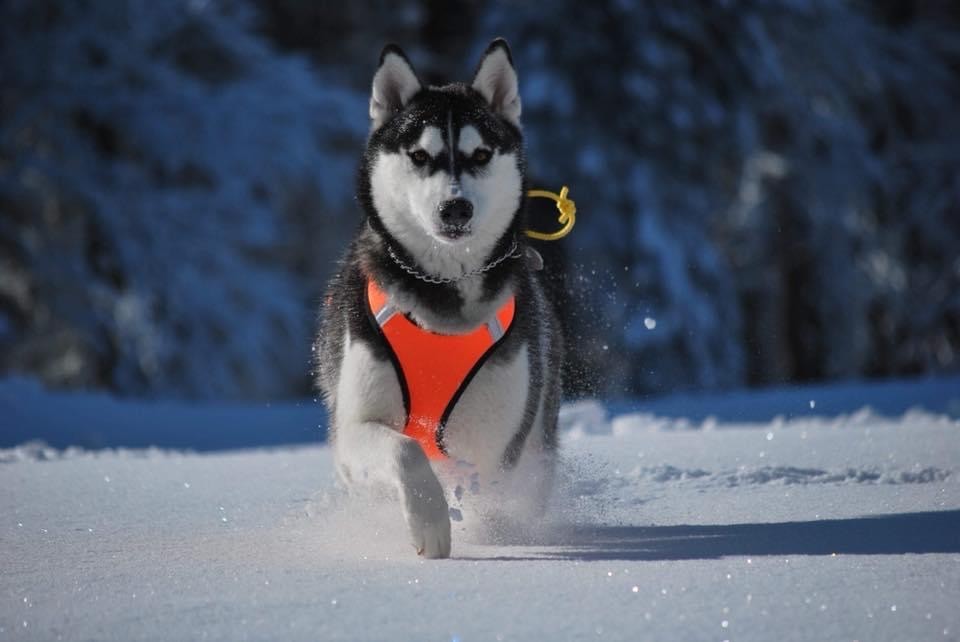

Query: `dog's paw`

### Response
(408, 506, 451, 559)
(398, 444, 451, 559)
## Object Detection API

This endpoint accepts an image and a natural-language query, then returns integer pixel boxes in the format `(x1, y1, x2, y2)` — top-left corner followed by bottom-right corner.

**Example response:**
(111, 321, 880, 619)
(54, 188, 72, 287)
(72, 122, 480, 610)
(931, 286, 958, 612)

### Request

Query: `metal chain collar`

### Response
(386, 239, 522, 285)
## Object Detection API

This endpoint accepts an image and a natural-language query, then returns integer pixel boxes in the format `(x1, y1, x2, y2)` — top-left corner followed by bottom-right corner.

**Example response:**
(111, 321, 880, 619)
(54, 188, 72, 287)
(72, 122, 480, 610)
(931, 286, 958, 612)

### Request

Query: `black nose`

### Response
(438, 198, 473, 227)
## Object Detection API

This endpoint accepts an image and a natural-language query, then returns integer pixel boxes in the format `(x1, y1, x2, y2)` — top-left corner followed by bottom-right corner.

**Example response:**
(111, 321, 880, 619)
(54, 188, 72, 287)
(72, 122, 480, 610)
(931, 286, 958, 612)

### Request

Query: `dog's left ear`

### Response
(472, 38, 521, 127)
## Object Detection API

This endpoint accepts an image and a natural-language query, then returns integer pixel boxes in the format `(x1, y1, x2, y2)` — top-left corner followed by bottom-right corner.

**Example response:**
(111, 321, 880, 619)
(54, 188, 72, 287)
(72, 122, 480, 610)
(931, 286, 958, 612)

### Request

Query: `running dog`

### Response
(316, 39, 563, 558)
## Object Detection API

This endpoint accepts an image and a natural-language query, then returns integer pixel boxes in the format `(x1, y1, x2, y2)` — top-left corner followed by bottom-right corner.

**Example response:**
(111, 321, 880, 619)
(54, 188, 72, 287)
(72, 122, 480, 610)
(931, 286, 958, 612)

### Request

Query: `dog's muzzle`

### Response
(438, 198, 473, 239)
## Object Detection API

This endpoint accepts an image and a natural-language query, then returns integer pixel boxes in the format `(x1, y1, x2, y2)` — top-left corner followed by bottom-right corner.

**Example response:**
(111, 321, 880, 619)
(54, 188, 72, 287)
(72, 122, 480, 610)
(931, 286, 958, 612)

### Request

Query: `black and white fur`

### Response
(316, 39, 563, 559)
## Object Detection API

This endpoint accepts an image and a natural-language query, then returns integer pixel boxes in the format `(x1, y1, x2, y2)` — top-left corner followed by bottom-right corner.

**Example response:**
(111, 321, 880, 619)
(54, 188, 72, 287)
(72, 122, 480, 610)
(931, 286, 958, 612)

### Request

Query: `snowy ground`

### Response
(2, 377, 959, 641)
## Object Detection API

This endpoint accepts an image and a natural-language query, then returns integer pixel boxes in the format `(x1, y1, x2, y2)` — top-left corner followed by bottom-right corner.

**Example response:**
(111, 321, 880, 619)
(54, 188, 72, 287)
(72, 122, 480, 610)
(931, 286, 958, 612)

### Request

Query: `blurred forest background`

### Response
(1, 0, 958, 402)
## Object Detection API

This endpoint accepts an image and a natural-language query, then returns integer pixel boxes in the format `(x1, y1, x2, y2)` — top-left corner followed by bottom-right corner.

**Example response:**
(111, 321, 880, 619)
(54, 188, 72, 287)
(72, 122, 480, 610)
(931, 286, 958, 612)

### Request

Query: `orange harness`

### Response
(366, 280, 516, 460)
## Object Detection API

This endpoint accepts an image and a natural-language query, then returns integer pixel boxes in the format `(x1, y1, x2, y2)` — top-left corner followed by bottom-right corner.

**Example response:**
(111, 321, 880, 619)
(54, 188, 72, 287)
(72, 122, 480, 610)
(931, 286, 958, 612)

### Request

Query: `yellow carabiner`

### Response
(525, 185, 576, 241)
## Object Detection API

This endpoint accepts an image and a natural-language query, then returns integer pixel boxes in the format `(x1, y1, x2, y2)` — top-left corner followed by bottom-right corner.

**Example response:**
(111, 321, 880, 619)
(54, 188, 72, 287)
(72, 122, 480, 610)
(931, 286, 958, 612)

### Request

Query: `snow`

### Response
(2, 376, 959, 640)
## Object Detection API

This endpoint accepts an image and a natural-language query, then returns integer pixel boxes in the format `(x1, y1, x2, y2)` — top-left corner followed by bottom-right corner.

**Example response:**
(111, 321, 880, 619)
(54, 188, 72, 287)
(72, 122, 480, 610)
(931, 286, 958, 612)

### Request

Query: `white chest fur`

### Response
(442, 344, 529, 471)
(334, 330, 406, 430)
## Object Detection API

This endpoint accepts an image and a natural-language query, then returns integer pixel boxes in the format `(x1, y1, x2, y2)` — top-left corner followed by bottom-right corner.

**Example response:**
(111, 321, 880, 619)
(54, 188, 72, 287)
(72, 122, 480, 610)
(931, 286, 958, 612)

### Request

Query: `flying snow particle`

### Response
(632, 586, 639, 593)
(644, 317, 656, 330)
(721, 620, 729, 628)
(809, 400, 816, 409)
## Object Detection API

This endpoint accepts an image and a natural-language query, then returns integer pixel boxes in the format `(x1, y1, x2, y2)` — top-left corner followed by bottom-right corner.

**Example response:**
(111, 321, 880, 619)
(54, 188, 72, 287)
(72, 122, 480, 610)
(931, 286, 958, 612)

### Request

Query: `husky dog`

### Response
(316, 39, 563, 558)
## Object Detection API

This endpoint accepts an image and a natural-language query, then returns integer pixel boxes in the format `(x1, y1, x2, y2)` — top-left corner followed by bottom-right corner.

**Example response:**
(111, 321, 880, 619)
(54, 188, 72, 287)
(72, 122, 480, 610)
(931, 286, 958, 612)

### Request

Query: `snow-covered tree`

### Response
(1, 0, 366, 398)
(1, 0, 957, 400)
(480, 0, 960, 396)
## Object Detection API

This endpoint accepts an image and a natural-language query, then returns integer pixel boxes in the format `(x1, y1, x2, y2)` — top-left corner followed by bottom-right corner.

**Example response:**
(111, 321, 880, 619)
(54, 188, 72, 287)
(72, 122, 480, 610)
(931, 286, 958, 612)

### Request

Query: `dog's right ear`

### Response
(370, 45, 422, 129)
(472, 38, 521, 127)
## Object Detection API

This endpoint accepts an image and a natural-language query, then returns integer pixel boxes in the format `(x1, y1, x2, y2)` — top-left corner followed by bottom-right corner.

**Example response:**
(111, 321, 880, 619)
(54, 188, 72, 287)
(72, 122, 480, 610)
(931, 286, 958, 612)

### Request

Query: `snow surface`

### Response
(2, 377, 960, 640)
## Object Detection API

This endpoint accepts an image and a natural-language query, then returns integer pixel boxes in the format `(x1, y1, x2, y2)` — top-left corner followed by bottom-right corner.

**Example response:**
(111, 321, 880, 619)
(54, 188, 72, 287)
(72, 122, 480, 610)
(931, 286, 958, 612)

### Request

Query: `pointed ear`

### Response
(471, 38, 521, 127)
(370, 45, 422, 129)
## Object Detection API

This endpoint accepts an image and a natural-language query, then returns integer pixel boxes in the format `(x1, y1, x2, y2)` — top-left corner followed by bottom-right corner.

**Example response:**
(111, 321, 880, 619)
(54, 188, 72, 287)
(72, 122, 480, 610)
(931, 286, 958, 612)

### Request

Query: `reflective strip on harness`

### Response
(367, 280, 516, 460)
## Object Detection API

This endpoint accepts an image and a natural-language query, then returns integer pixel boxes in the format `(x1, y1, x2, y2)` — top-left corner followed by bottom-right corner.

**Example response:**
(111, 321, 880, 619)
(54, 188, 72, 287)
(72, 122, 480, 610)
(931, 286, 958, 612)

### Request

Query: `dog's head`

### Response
(361, 39, 525, 259)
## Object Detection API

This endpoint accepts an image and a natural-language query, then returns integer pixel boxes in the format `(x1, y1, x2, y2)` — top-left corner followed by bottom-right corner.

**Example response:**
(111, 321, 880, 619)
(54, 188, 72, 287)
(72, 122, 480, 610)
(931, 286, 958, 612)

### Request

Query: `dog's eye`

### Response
(471, 148, 492, 165)
(409, 150, 431, 166)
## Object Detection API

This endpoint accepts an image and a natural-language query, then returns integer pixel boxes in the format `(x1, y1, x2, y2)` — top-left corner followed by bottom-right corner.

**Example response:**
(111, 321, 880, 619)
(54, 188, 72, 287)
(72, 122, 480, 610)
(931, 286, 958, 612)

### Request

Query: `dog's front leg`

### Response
(335, 421, 451, 558)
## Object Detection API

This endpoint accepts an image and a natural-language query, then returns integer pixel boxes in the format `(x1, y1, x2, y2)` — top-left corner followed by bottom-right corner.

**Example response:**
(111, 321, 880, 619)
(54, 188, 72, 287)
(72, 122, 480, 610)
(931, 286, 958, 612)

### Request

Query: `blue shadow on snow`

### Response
(466, 510, 960, 562)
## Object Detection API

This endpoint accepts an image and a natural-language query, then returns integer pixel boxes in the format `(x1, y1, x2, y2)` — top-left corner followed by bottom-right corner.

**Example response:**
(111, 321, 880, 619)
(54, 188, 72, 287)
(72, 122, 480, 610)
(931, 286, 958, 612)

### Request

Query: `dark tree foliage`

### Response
(477, 0, 960, 396)
(1, 0, 957, 400)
